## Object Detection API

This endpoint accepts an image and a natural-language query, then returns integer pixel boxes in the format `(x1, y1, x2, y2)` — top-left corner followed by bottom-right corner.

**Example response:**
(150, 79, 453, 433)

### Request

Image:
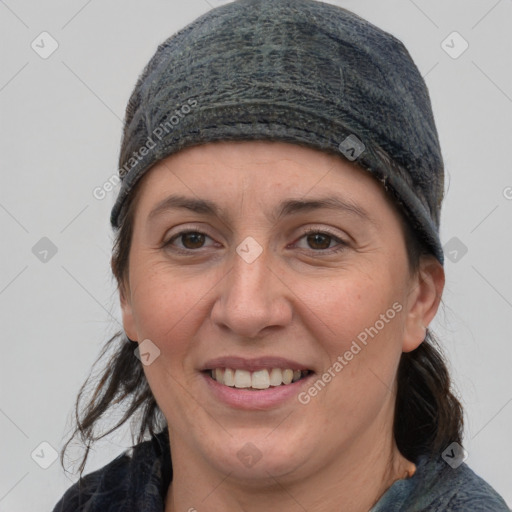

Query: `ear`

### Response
(402, 255, 445, 353)
(119, 284, 138, 342)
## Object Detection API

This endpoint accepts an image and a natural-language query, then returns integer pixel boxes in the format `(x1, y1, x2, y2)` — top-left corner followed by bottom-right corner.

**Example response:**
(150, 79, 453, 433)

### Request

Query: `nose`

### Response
(210, 241, 293, 339)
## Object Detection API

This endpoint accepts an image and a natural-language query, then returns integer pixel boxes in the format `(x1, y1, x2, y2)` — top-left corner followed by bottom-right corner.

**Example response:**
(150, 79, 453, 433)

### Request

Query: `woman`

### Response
(53, 0, 509, 510)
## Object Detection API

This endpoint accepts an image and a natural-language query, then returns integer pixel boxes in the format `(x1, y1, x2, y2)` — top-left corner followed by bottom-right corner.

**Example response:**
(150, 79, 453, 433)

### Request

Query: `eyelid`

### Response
(299, 225, 347, 240)
(165, 223, 213, 239)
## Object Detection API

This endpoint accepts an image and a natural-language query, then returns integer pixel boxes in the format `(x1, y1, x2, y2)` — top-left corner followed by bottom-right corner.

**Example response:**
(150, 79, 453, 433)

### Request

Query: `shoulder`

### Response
(52, 430, 172, 512)
(409, 455, 510, 511)
(51, 451, 132, 511)
(431, 461, 509, 511)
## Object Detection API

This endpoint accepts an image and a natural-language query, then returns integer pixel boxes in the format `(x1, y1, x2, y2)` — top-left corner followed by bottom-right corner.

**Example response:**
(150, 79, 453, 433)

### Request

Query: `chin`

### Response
(201, 432, 312, 483)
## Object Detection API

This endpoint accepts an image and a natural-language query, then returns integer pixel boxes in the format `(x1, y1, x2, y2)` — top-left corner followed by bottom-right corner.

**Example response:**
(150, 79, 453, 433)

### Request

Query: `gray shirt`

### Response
(370, 453, 509, 511)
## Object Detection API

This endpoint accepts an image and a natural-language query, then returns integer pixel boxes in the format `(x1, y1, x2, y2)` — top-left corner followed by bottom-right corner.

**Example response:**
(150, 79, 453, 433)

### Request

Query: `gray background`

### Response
(1, 0, 511, 509)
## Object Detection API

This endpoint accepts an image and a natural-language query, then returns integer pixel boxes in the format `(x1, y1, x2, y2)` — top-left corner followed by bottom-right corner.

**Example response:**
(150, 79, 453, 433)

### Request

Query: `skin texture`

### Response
(120, 140, 445, 512)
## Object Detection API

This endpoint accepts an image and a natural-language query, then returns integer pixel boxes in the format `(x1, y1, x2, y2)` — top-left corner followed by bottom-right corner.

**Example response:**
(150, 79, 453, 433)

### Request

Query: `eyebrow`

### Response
(147, 194, 376, 226)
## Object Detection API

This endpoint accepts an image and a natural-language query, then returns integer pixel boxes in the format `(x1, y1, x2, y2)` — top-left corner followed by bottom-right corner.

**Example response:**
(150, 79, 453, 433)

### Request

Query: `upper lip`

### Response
(200, 356, 314, 372)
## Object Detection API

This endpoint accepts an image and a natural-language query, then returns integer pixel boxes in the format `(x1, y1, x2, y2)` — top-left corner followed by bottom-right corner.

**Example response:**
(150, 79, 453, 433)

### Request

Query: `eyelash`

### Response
(163, 227, 348, 255)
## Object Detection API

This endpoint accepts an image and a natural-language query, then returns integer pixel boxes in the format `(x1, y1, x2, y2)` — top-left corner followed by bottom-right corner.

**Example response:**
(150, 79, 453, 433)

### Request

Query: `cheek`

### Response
(129, 266, 214, 414)
(128, 260, 228, 371)
(293, 271, 405, 409)
(129, 262, 200, 344)
(295, 270, 403, 353)
(130, 255, 194, 338)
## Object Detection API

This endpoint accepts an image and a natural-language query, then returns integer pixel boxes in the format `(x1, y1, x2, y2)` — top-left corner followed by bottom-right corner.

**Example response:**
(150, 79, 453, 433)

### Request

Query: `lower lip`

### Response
(202, 372, 314, 410)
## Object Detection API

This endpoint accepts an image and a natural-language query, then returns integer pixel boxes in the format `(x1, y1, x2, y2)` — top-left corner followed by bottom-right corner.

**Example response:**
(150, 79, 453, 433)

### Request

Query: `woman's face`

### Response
(121, 140, 443, 482)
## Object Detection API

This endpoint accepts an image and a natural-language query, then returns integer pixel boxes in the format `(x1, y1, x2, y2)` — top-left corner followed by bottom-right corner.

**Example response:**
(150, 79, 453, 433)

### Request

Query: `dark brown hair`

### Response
(59, 168, 464, 477)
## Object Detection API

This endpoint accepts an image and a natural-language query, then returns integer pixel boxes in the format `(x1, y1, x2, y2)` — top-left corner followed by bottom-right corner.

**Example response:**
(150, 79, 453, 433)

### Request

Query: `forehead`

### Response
(131, 140, 401, 224)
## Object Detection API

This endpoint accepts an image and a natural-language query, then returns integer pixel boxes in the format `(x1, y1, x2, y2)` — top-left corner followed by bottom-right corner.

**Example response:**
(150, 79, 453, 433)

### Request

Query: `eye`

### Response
(163, 227, 348, 255)
(163, 230, 217, 252)
(294, 228, 348, 254)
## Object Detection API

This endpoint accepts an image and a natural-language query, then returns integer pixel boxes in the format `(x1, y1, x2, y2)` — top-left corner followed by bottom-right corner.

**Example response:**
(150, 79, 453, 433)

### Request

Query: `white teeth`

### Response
(223, 368, 235, 387)
(282, 369, 293, 385)
(251, 369, 270, 389)
(234, 369, 252, 388)
(210, 367, 309, 389)
(269, 368, 283, 386)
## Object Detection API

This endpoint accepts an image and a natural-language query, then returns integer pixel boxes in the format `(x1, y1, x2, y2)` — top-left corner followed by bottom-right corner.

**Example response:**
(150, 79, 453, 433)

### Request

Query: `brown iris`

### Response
(180, 232, 206, 249)
(306, 233, 331, 250)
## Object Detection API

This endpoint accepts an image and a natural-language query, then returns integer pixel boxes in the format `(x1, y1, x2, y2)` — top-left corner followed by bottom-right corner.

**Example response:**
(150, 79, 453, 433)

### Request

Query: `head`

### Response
(109, 139, 458, 482)
(61, 0, 463, 479)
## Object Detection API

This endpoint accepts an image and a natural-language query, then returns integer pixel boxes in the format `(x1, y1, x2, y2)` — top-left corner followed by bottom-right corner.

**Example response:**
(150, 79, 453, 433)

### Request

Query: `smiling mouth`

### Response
(205, 368, 312, 390)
